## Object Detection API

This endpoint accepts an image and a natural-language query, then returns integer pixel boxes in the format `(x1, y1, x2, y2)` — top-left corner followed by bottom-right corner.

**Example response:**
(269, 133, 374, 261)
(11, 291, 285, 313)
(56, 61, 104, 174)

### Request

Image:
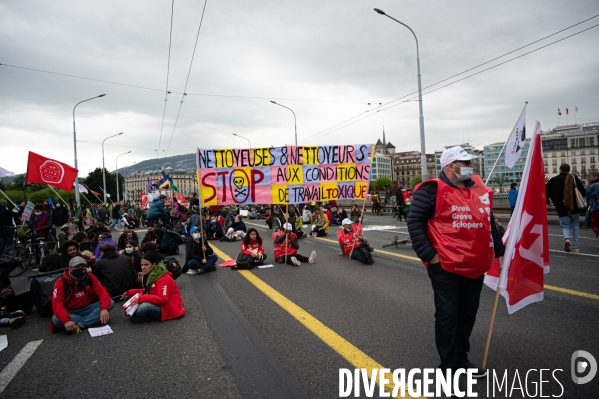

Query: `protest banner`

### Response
(196, 144, 374, 206)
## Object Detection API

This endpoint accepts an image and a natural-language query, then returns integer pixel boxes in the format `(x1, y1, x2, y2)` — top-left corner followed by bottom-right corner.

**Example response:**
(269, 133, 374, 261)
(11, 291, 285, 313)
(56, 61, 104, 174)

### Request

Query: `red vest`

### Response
(272, 231, 297, 259)
(426, 175, 494, 279)
(337, 224, 365, 256)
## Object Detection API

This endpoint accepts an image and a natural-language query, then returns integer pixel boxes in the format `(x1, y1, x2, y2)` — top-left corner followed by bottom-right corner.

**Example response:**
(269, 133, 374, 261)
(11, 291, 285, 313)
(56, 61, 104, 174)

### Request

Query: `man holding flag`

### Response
(408, 145, 505, 382)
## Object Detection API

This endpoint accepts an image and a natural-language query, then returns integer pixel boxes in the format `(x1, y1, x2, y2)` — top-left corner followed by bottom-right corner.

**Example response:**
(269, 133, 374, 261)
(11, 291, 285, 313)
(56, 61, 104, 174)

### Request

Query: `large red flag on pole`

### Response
(484, 121, 550, 313)
(26, 151, 78, 192)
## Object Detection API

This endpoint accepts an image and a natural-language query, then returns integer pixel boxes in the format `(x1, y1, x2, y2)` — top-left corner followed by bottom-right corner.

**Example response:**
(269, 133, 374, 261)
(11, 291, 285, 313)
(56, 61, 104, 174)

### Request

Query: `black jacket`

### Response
(0, 207, 18, 235)
(51, 206, 69, 226)
(545, 173, 586, 217)
(407, 172, 505, 263)
(91, 253, 136, 297)
(184, 237, 214, 268)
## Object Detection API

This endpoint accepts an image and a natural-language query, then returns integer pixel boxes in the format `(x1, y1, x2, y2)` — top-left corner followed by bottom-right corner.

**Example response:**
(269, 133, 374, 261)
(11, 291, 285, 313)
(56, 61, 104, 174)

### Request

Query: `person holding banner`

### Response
(273, 224, 316, 266)
(407, 145, 505, 380)
(337, 219, 373, 264)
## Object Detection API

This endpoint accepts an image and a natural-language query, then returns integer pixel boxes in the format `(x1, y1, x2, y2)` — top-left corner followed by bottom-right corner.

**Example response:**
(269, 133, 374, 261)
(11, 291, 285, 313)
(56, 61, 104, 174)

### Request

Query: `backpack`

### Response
(162, 258, 181, 280)
(29, 269, 67, 317)
(166, 230, 184, 245)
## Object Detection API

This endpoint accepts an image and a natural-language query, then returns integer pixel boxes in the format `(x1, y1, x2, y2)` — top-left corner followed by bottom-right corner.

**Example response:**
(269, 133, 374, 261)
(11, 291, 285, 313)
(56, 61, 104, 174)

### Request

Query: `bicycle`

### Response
(25, 237, 57, 274)
(1, 226, 32, 277)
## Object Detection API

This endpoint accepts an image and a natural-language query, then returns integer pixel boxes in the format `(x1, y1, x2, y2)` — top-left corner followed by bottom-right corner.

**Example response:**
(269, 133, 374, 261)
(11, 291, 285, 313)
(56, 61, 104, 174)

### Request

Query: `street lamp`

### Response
(270, 101, 297, 147)
(115, 151, 131, 203)
(73, 94, 106, 206)
(374, 8, 427, 181)
(232, 133, 252, 148)
(102, 132, 123, 203)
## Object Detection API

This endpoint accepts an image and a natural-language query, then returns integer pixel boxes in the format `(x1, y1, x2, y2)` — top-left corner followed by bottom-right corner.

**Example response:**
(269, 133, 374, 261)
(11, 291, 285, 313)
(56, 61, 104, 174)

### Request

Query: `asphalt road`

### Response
(1, 214, 598, 398)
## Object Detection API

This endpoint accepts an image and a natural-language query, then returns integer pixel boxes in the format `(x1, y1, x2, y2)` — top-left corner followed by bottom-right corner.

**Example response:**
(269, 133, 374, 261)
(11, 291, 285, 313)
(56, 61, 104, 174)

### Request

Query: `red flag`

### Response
(484, 121, 549, 313)
(91, 190, 101, 196)
(140, 193, 148, 207)
(26, 151, 78, 191)
(558, 108, 562, 116)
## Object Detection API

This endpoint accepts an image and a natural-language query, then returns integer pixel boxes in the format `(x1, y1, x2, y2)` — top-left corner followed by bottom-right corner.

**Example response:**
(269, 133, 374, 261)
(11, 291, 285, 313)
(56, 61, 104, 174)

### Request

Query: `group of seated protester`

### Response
(51, 246, 185, 333)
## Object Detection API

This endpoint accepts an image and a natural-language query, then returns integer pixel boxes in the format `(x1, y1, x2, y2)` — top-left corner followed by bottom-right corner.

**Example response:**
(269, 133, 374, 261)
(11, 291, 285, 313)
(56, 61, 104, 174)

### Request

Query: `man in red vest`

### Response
(407, 146, 505, 386)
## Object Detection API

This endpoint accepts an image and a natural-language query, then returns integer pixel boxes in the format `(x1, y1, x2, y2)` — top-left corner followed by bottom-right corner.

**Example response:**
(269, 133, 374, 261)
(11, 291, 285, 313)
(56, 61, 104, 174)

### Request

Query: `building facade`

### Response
(371, 153, 393, 181)
(393, 151, 436, 188)
(541, 123, 599, 179)
(124, 167, 197, 202)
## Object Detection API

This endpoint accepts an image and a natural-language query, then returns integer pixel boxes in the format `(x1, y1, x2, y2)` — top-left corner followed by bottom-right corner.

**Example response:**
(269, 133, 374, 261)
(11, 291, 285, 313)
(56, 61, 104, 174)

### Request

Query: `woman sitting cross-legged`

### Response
(121, 252, 185, 323)
(240, 228, 267, 268)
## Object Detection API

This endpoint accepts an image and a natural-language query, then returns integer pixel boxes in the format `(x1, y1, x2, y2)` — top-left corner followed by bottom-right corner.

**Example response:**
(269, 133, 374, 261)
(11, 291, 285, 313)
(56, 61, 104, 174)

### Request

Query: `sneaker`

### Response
(364, 248, 374, 265)
(186, 269, 196, 275)
(290, 256, 301, 266)
(572, 248, 580, 254)
(564, 239, 571, 252)
(457, 360, 487, 378)
(9, 316, 25, 329)
(308, 250, 316, 264)
(358, 247, 370, 264)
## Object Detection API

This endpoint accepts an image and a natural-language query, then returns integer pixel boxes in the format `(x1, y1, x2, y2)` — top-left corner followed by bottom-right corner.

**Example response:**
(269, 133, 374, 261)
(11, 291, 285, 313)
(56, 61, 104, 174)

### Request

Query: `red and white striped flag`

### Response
(558, 108, 562, 116)
(484, 121, 549, 313)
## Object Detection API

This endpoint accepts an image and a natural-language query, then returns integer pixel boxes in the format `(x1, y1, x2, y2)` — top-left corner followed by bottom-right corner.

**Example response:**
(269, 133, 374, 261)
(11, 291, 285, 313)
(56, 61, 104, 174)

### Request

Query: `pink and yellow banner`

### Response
(196, 144, 374, 205)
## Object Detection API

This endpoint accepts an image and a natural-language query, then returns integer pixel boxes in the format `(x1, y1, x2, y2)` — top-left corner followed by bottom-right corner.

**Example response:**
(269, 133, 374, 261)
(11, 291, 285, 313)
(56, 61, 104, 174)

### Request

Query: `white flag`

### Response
(575, 105, 579, 113)
(106, 193, 111, 198)
(77, 183, 88, 193)
(505, 108, 527, 168)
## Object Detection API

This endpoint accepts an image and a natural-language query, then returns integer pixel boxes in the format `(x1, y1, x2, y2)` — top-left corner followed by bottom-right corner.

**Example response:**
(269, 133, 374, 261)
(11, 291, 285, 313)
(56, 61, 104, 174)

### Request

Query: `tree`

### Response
(82, 167, 124, 203)
(490, 176, 510, 192)
(410, 175, 422, 190)
(371, 177, 393, 191)
(11, 175, 25, 190)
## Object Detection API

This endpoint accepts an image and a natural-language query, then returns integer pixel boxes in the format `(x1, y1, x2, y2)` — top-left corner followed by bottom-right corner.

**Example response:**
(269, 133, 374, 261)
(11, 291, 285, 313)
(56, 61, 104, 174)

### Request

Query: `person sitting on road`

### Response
(290, 211, 304, 238)
(91, 243, 137, 298)
(94, 232, 119, 260)
(0, 260, 32, 328)
(117, 229, 139, 251)
(241, 228, 267, 268)
(141, 223, 159, 245)
(80, 250, 97, 268)
(273, 223, 316, 266)
(57, 224, 71, 247)
(310, 207, 329, 237)
(121, 252, 185, 323)
(156, 227, 179, 255)
(39, 253, 67, 273)
(206, 215, 224, 240)
(337, 218, 374, 265)
(335, 206, 348, 225)
(184, 227, 217, 275)
(350, 205, 362, 223)
(147, 195, 169, 226)
(120, 239, 142, 272)
(60, 240, 81, 266)
(301, 206, 312, 223)
(51, 256, 114, 333)
(72, 231, 91, 252)
(222, 214, 247, 242)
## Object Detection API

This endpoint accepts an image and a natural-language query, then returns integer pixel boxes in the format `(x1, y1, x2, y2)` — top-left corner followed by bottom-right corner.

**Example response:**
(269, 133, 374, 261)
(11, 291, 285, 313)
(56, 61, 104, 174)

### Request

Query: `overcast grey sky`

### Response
(1, 0, 598, 176)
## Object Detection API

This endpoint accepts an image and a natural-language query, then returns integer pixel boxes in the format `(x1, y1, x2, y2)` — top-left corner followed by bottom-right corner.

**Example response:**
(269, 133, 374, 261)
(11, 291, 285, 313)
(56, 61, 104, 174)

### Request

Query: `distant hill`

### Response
(0, 173, 23, 184)
(113, 153, 196, 176)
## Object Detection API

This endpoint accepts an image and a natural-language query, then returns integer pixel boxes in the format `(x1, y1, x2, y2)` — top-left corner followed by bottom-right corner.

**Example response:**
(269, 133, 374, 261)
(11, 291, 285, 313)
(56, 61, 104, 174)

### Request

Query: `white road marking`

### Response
(550, 250, 599, 258)
(0, 340, 43, 394)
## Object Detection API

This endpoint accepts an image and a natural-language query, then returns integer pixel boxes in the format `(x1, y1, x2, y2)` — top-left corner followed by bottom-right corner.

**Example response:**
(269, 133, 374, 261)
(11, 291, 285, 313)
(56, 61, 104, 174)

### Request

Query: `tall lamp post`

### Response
(115, 151, 131, 203)
(73, 94, 106, 206)
(232, 133, 252, 148)
(270, 101, 297, 147)
(374, 8, 427, 181)
(102, 132, 123, 203)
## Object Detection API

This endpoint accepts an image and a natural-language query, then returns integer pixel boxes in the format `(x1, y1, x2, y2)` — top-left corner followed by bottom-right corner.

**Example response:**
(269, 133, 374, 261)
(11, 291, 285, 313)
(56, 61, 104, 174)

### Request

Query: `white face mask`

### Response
(192, 233, 201, 240)
(453, 164, 474, 181)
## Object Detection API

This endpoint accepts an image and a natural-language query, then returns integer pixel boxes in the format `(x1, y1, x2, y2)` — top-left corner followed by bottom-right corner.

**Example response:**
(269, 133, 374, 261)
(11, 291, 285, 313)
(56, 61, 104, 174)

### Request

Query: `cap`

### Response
(440, 146, 478, 167)
(342, 218, 353, 226)
(190, 226, 198, 233)
(69, 256, 87, 267)
(60, 224, 70, 231)
(283, 223, 293, 231)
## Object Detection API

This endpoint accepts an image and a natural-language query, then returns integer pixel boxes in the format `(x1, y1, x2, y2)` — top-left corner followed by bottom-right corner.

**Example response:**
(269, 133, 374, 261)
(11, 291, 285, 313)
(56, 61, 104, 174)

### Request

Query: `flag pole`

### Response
(0, 188, 18, 208)
(85, 184, 103, 204)
(47, 185, 69, 206)
(99, 186, 114, 205)
(196, 169, 206, 262)
(348, 144, 376, 259)
(485, 102, 528, 185)
(482, 272, 503, 369)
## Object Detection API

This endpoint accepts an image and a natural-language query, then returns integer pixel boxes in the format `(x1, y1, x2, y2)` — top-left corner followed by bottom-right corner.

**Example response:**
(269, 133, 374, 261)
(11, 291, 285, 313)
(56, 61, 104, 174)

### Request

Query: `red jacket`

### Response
(125, 272, 185, 321)
(272, 231, 298, 259)
(337, 224, 365, 256)
(51, 270, 112, 327)
(241, 239, 264, 256)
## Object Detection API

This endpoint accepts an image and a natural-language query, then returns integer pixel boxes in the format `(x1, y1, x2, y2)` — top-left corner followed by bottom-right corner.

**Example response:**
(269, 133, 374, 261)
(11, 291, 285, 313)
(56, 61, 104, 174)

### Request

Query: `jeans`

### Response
(107, 218, 121, 229)
(427, 262, 484, 370)
(188, 255, 218, 272)
(131, 302, 161, 321)
(558, 213, 580, 248)
(0, 233, 13, 256)
(52, 300, 115, 329)
(350, 246, 373, 262)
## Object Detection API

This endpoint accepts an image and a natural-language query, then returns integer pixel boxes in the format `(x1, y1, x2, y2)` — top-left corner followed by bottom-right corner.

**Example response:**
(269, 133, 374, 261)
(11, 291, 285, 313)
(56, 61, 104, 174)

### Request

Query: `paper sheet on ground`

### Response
(88, 325, 114, 337)
(0, 335, 7, 353)
(257, 264, 274, 268)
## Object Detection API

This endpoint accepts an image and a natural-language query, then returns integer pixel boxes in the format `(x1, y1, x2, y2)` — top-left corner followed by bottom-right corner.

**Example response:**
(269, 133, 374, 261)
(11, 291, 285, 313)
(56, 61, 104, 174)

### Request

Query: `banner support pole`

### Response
(349, 144, 376, 258)
(482, 285, 501, 370)
(284, 204, 289, 264)
(0, 188, 18, 208)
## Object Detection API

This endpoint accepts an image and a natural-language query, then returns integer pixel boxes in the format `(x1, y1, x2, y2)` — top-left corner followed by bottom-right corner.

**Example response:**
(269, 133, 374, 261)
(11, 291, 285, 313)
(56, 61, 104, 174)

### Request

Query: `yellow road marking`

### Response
(211, 245, 421, 398)
(244, 221, 599, 301)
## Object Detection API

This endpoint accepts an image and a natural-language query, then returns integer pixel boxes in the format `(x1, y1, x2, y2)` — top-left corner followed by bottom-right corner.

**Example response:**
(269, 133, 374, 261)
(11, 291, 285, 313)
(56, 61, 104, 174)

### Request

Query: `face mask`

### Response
(453, 165, 474, 181)
(71, 268, 86, 279)
(125, 248, 134, 254)
(193, 233, 201, 240)
(56, 204, 61, 208)
(35, 211, 42, 216)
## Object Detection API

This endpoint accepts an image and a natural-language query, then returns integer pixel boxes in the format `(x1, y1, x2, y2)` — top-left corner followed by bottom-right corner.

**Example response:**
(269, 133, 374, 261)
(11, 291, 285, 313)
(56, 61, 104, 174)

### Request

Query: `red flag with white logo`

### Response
(26, 152, 78, 192)
(484, 121, 549, 313)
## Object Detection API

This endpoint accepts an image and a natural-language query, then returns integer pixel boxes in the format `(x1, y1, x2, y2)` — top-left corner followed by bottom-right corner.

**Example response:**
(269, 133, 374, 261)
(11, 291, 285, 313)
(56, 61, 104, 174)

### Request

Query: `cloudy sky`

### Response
(1, 0, 598, 176)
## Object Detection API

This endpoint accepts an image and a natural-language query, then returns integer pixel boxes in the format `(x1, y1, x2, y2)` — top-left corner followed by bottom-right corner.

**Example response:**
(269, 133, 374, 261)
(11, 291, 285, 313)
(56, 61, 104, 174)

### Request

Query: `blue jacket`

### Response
(407, 171, 505, 263)
(508, 188, 518, 206)
(147, 198, 165, 218)
(585, 180, 599, 212)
